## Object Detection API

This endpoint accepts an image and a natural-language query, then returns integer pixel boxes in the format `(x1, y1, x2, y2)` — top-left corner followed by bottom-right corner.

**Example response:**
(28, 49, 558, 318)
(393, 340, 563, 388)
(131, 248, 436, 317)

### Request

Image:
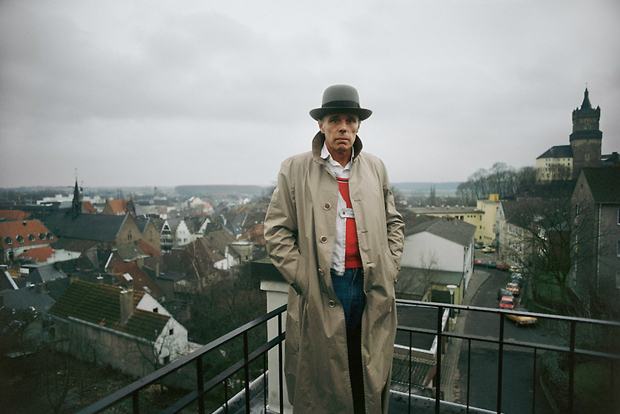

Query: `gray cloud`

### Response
(1, 0, 619, 188)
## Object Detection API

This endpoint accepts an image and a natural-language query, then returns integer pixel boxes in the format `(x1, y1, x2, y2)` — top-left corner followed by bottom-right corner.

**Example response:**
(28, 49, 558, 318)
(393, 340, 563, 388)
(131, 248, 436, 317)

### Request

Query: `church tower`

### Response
(570, 88, 602, 179)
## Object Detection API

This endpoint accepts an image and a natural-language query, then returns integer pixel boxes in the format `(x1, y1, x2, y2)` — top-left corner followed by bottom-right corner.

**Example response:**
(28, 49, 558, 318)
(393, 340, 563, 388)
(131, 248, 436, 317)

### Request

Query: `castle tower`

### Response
(570, 88, 602, 179)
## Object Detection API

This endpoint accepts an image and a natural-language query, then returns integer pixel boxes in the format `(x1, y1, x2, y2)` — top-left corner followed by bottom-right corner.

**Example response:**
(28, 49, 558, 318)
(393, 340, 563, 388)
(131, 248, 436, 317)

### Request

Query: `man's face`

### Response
(318, 113, 360, 156)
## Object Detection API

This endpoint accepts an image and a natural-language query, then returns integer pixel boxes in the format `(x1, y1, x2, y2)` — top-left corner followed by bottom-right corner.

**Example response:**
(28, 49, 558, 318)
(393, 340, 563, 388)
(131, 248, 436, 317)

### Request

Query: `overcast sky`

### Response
(1, 0, 619, 189)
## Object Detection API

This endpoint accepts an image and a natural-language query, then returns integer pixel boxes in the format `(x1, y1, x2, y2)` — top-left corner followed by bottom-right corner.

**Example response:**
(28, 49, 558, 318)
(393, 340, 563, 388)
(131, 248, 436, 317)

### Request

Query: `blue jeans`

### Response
(331, 268, 365, 414)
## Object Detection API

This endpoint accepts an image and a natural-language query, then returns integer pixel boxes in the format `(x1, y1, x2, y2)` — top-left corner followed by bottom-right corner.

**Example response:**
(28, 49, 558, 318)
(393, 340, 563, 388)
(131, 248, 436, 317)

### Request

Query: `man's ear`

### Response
(318, 119, 325, 133)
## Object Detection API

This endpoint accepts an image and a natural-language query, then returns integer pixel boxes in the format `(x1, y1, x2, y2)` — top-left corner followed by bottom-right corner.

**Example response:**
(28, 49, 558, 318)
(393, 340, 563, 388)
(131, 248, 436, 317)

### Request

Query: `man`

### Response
(264, 85, 405, 413)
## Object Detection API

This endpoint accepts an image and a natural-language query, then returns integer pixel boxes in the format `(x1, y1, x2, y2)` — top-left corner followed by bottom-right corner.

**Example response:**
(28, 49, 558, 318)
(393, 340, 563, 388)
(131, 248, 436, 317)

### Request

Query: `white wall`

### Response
(401, 233, 465, 272)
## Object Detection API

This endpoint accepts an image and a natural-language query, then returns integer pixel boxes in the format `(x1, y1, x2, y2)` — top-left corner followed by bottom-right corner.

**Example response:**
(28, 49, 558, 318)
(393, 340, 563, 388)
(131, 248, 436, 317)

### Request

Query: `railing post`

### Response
(132, 391, 139, 414)
(197, 355, 205, 414)
(243, 331, 251, 413)
(568, 320, 576, 414)
(435, 305, 443, 414)
(497, 313, 505, 414)
(532, 348, 537, 414)
(278, 313, 284, 414)
(408, 331, 412, 414)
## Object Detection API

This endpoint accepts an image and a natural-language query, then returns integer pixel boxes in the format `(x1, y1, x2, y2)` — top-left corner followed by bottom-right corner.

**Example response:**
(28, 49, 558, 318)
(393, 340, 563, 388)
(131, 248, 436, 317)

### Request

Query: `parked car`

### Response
(496, 263, 510, 271)
(510, 276, 522, 286)
(474, 259, 485, 266)
(506, 309, 538, 326)
(510, 266, 521, 273)
(499, 296, 515, 309)
(483, 247, 496, 253)
(497, 288, 514, 300)
(484, 261, 498, 269)
(506, 282, 520, 296)
(475, 242, 484, 249)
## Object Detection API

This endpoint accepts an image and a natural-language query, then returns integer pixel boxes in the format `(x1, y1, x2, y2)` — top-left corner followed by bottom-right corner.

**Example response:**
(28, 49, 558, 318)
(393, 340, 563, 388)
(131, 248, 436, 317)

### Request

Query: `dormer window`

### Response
(46, 233, 54, 240)
(28, 234, 35, 242)
(16, 235, 25, 244)
(38, 233, 46, 240)
(5, 237, 13, 245)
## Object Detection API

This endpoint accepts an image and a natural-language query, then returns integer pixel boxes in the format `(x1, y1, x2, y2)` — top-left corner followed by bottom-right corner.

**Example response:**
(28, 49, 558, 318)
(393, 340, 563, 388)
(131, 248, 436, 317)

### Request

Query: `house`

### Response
(570, 167, 620, 312)
(43, 211, 160, 253)
(203, 229, 239, 270)
(49, 280, 191, 379)
(408, 195, 499, 247)
(158, 217, 207, 252)
(497, 200, 534, 266)
(399, 217, 476, 303)
(0, 220, 56, 263)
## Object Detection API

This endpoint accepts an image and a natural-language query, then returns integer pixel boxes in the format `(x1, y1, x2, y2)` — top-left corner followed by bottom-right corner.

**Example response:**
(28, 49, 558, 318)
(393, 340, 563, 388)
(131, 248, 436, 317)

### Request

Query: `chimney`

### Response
(119, 289, 134, 325)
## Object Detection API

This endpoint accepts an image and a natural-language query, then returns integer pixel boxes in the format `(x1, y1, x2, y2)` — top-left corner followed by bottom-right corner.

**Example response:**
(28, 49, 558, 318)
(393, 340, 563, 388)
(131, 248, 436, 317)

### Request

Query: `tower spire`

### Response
(72, 176, 81, 219)
(581, 87, 592, 110)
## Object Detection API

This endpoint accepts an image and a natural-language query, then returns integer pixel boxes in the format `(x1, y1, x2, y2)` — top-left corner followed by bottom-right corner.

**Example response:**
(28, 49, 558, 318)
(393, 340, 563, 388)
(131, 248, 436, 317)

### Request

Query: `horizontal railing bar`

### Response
(397, 299, 620, 328)
(397, 325, 620, 361)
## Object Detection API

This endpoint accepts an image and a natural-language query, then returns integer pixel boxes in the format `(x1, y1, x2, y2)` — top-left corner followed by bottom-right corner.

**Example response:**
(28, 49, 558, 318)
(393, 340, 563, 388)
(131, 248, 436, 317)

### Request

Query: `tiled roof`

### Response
(18, 245, 55, 263)
(0, 220, 55, 249)
(81, 201, 98, 214)
(205, 229, 236, 255)
(239, 224, 265, 245)
(25, 264, 67, 284)
(44, 212, 127, 242)
(408, 217, 476, 247)
(581, 167, 620, 203)
(537, 145, 572, 159)
(111, 261, 164, 299)
(107, 199, 128, 214)
(50, 280, 168, 341)
(0, 210, 31, 222)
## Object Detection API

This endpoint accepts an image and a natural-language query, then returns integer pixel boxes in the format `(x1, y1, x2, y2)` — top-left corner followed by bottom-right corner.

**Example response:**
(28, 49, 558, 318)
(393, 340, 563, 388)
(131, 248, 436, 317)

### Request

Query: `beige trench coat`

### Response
(264, 132, 405, 413)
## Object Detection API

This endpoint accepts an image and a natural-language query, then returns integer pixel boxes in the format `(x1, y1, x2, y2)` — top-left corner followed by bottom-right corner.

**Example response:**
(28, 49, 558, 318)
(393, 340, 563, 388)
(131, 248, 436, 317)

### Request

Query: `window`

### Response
(28, 234, 35, 242)
(4, 237, 13, 245)
(153, 308, 159, 313)
(16, 235, 24, 244)
(169, 328, 174, 335)
(617, 209, 620, 225)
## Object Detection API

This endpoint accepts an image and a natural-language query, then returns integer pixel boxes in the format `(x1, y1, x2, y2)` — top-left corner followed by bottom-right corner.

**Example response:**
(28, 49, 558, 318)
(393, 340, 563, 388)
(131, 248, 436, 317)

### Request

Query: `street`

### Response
(453, 263, 564, 414)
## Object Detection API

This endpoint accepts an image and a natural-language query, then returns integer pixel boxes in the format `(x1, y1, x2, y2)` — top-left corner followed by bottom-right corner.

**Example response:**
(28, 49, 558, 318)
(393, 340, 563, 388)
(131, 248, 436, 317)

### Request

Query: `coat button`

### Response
(329, 300, 335, 307)
(318, 268, 324, 275)
(320, 236, 328, 243)
(324, 203, 331, 210)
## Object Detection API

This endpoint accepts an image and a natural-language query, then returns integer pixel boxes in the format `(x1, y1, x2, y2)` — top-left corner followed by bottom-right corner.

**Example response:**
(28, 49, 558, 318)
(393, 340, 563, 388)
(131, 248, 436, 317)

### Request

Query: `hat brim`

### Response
(309, 107, 372, 121)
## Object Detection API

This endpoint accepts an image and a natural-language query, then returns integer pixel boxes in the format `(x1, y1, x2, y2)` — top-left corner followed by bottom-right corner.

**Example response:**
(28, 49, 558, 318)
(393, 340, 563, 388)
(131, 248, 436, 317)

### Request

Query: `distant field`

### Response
(392, 182, 460, 197)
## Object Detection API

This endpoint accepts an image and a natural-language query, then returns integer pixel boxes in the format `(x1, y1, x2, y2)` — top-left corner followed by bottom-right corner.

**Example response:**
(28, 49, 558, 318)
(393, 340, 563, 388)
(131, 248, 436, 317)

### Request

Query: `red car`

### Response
(474, 259, 484, 266)
(499, 296, 515, 309)
(496, 263, 510, 271)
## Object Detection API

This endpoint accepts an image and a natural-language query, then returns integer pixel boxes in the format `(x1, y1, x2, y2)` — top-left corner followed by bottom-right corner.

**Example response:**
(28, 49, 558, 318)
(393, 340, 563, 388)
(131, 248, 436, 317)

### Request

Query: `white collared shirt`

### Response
(321, 143, 355, 274)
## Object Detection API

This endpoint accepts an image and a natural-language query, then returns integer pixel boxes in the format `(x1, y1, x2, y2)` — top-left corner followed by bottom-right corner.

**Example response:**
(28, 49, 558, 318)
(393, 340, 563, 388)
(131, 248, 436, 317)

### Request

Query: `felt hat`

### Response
(309, 84, 372, 121)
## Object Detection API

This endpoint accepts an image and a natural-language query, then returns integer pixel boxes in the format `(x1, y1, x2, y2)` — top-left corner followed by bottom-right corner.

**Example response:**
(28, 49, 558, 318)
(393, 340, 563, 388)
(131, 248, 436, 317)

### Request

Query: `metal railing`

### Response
(76, 301, 620, 414)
